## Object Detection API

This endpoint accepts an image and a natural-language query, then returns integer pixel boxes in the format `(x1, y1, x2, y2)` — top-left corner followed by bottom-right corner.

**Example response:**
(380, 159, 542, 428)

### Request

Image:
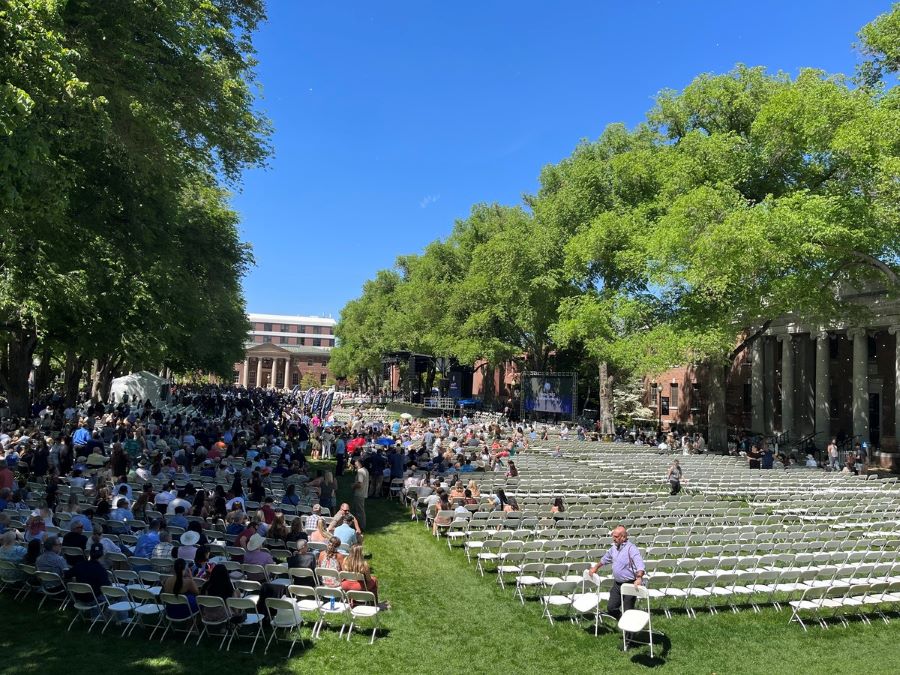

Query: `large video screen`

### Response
(523, 374, 575, 415)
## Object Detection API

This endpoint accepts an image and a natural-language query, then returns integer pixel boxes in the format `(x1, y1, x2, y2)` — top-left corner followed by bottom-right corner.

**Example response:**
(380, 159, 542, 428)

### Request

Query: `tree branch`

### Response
(728, 319, 772, 362)
(848, 250, 900, 287)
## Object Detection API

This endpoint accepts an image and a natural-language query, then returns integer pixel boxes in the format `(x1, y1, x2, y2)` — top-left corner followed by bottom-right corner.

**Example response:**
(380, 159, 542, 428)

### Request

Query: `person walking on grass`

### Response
(588, 526, 646, 619)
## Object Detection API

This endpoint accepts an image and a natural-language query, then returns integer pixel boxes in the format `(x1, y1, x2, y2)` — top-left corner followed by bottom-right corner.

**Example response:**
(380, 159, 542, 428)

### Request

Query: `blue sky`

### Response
(232, 1, 891, 318)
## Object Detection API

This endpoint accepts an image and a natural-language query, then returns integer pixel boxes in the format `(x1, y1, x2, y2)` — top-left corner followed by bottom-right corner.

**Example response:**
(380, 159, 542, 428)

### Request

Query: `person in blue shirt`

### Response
(72, 423, 91, 448)
(133, 520, 162, 558)
(108, 499, 134, 532)
(168, 506, 189, 530)
(333, 514, 358, 548)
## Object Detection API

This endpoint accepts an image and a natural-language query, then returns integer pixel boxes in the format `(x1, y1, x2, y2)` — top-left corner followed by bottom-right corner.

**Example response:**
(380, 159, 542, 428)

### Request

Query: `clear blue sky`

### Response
(232, 0, 891, 318)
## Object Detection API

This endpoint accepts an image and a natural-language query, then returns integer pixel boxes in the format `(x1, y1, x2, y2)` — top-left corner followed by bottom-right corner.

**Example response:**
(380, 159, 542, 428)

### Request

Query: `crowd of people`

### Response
(0, 384, 580, 636)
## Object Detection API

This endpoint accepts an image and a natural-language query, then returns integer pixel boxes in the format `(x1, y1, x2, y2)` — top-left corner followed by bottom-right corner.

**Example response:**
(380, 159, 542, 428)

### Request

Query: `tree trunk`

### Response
(91, 353, 122, 403)
(599, 361, 614, 436)
(0, 327, 38, 417)
(482, 363, 495, 406)
(707, 359, 728, 453)
(63, 350, 87, 407)
(33, 346, 53, 398)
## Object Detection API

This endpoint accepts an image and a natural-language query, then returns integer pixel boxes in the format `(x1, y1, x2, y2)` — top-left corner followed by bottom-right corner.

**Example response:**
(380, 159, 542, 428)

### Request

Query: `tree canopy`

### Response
(334, 7, 900, 447)
(0, 0, 270, 413)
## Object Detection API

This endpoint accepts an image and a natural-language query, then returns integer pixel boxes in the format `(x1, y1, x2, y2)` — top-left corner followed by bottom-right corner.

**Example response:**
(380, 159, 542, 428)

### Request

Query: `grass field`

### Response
(2, 473, 899, 675)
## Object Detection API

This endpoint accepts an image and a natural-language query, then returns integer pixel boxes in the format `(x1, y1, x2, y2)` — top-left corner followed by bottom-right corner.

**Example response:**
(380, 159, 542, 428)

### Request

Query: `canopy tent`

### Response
(109, 371, 170, 407)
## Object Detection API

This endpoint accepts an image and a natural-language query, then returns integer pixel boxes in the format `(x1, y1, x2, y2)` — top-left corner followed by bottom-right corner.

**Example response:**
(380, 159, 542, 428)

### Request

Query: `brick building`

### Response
(233, 313, 336, 389)
(643, 287, 900, 453)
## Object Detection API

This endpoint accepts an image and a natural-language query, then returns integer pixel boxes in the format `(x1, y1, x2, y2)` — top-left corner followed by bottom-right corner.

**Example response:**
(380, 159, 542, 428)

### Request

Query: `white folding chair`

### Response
(345, 590, 381, 644)
(618, 583, 653, 657)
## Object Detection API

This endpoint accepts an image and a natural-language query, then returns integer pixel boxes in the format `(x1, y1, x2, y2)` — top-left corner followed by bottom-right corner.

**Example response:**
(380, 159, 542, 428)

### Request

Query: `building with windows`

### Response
(233, 313, 336, 388)
(643, 286, 900, 456)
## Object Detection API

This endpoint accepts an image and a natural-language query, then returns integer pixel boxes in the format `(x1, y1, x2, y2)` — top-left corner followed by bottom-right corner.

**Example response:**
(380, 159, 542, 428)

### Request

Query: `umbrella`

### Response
(399, 412, 413, 420)
(376, 437, 394, 446)
(347, 437, 366, 450)
(402, 440, 413, 448)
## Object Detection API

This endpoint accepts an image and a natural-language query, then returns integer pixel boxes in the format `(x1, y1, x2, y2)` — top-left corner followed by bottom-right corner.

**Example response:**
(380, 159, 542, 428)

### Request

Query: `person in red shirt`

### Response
(260, 497, 276, 525)
(0, 461, 13, 491)
(235, 520, 258, 549)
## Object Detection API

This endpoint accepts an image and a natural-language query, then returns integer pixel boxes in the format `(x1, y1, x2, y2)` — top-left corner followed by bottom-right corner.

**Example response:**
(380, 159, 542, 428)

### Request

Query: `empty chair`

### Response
(66, 582, 107, 632)
(345, 590, 381, 644)
(314, 586, 350, 638)
(225, 597, 266, 653)
(196, 595, 233, 649)
(618, 583, 653, 657)
(264, 597, 305, 657)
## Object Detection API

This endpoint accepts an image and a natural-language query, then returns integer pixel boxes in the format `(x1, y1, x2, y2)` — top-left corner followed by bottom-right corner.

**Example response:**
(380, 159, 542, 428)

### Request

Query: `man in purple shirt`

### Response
(589, 526, 646, 619)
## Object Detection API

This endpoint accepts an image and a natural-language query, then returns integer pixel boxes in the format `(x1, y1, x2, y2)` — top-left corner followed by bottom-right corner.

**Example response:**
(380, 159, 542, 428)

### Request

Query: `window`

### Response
(690, 382, 701, 411)
(829, 337, 838, 360)
(263, 323, 272, 332)
(320, 373, 327, 384)
(326, 339, 335, 347)
(232, 371, 240, 383)
(298, 325, 306, 334)
(743, 382, 752, 413)
(650, 383, 658, 405)
(307, 360, 313, 366)
(281, 323, 290, 332)
(670, 383, 679, 408)
(291, 372, 300, 386)
(280, 336, 288, 344)
(868, 335, 877, 362)
(313, 338, 321, 347)
(263, 336, 272, 343)
(313, 325, 321, 334)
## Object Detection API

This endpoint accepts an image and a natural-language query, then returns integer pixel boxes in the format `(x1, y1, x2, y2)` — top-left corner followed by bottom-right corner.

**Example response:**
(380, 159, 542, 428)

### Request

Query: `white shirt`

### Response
(155, 490, 176, 506)
(167, 497, 191, 515)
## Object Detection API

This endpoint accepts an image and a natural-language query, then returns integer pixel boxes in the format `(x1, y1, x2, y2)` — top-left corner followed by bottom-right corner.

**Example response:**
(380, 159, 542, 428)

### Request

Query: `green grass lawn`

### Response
(2, 473, 899, 674)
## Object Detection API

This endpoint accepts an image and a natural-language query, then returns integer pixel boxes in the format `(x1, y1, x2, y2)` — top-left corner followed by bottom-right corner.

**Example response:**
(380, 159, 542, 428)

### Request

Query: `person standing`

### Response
(334, 431, 347, 476)
(666, 460, 683, 495)
(352, 458, 368, 530)
(827, 438, 839, 471)
(588, 526, 646, 619)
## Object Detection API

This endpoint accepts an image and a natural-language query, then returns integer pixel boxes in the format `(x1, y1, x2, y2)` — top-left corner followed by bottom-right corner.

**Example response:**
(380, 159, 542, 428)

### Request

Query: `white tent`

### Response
(109, 371, 170, 406)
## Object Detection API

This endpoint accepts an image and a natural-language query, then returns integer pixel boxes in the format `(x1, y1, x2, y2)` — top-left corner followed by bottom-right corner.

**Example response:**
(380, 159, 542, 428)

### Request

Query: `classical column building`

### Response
(644, 287, 900, 457)
(233, 313, 337, 390)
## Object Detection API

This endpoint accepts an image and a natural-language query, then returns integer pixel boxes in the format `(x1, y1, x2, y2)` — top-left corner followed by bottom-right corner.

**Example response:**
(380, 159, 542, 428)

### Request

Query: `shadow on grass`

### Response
(627, 630, 672, 668)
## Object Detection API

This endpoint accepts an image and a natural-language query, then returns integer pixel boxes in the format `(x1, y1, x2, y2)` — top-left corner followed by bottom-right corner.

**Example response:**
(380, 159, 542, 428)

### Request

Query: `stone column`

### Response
(751, 338, 764, 434)
(764, 336, 776, 435)
(814, 332, 830, 446)
(890, 326, 900, 451)
(241, 358, 250, 387)
(779, 334, 795, 439)
(282, 357, 290, 391)
(255, 357, 263, 388)
(850, 329, 870, 443)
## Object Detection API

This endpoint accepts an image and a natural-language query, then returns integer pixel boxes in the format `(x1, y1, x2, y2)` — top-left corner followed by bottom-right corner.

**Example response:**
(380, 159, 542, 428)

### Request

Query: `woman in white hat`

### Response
(175, 530, 200, 562)
(242, 532, 274, 571)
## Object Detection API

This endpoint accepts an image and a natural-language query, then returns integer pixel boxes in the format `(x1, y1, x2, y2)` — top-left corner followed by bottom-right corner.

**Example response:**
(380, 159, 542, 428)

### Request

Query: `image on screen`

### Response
(523, 374, 574, 415)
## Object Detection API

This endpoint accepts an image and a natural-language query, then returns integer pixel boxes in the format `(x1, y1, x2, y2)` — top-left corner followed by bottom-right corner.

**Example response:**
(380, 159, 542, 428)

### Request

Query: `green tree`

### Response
(856, 2, 900, 86)
(547, 62, 899, 449)
(0, 0, 270, 414)
(330, 270, 404, 390)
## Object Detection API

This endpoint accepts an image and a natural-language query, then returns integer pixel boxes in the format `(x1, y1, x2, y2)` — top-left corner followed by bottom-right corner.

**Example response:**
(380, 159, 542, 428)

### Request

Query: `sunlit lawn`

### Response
(2, 472, 899, 674)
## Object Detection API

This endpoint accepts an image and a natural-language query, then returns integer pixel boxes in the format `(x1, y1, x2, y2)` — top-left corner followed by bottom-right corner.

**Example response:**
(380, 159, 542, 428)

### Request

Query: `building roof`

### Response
(248, 312, 336, 325)
(244, 342, 332, 358)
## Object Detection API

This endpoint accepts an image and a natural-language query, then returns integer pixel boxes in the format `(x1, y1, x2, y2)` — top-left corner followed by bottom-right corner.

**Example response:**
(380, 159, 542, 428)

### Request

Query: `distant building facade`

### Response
(233, 313, 336, 389)
(643, 288, 900, 453)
